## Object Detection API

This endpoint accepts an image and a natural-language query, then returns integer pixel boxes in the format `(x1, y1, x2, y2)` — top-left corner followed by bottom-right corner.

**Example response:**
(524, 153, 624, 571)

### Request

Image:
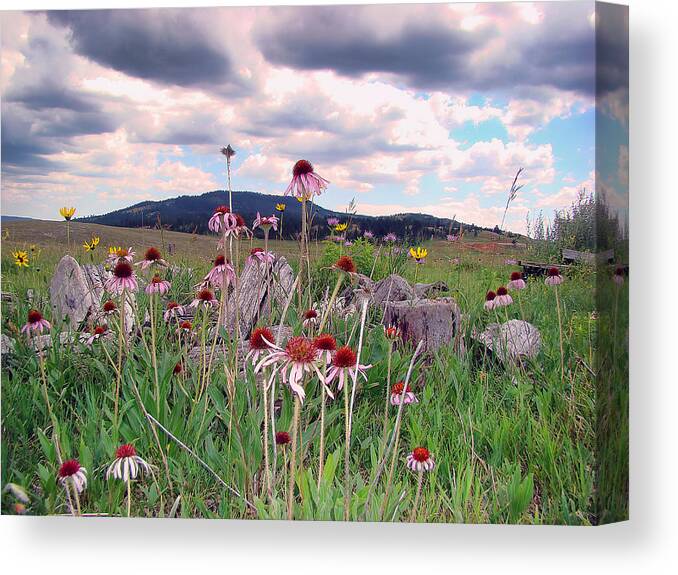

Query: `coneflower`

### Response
(484, 290, 497, 310)
(145, 274, 171, 295)
(58, 459, 87, 515)
(136, 247, 167, 271)
(313, 333, 337, 363)
(545, 267, 564, 286)
(105, 261, 138, 294)
(202, 254, 235, 289)
(253, 212, 279, 232)
(189, 288, 219, 309)
(21, 309, 51, 335)
(85, 324, 108, 346)
(246, 326, 274, 366)
(102, 300, 118, 316)
(390, 382, 418, 406)
(407, 447, 435, 522)
(208, 205, 237, 234)
(318, 256, 356, 332)
(106, 444, 151, 517)
(325, 346, 371, 392)
(247, 247, 275, 266)
(285, 159, 329, 200)
(173, 362, 184, 375)
(613, 266, 625, 286)
(508, 271, 527, 290)
(494, 286, 513, 307)
(383, 324, 400, 341)
(106, 246, 135, 264)
(302, 308, 318, 329)
(177, 320, 193, 335)
(335, 255, 356, 274)
(275, 431, 291, 445)
(163, 301, 185, 323)
(313, 333, 336, 486)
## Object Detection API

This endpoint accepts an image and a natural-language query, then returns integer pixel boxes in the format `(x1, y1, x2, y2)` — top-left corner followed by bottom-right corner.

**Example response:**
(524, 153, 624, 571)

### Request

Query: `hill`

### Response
(78, 189, 492, 240)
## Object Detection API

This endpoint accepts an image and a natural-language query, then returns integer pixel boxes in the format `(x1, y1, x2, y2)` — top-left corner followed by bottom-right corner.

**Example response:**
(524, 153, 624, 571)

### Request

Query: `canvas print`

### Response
(0, 2, 628, 524)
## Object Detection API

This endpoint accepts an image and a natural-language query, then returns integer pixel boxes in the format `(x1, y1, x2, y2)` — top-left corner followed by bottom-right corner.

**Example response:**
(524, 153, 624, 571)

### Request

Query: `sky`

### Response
(0, 2, 628, 233)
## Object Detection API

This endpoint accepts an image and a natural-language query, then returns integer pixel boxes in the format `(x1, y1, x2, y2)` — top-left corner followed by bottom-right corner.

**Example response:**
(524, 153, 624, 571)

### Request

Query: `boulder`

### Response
(382, 297, 461, 353)
(414, 280, 449, 298)
(340, 273, 375, 305)
(49, 256, 100, 329)
(373, 274, 414, 306)
(473, 319, 541, 365)
(1, 334, 15, 367)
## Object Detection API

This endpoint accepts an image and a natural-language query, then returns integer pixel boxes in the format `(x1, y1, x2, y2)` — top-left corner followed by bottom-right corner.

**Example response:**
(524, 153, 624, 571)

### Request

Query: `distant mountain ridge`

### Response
(79, 189, 488, 240)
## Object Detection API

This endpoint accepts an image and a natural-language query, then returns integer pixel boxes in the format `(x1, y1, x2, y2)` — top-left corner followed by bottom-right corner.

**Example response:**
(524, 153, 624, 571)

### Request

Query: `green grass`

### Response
(1, 221, 627, 523)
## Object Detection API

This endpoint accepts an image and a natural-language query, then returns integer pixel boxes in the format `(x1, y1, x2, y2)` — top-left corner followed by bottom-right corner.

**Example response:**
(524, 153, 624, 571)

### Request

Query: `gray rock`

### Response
(382, 297, 461, 353)
(373, 274, 414, 306)
(473, 319, 541, 364)
(49, 256, 100, 329)
(414, 280, 449, 298)
(1, 334, 15, 366)
(340, 273, 375, 304)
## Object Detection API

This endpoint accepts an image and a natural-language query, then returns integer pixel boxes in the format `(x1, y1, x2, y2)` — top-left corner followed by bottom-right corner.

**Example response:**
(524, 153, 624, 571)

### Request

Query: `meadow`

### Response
(0, 209, 626, 524)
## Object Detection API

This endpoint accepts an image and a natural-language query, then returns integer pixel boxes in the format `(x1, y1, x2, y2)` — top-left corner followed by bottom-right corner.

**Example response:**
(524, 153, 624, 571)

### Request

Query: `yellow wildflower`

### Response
(334, 223, 348, 232)
(275, 203, 286, 212)
(13, 251, 29, 268)
(409, 247, 428, 263)
(59, 207, 76, 221)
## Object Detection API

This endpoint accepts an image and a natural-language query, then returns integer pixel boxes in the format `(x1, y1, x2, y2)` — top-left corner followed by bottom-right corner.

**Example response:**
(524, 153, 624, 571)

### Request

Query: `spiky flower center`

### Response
(235, 214, 246, 227)
(180, 321, 192, 331)
(198, 289, 214, 302)
(510, 271, 522, 281)
(215, 205, 230, 215)
(314, 334, 337, 351)
(167, 301, 179, 311)
(485, 291, 496, 301)
(385, 326, 399, 339)
(250, 247, 264, 255)
(304, 309, 318, 320)
(496, 286, 508, 296)
(103, 300, 117, 312)
(27, 309, 43, 323)
(391, 382, 411, 395)
(333, 345, 357, 368)
(336, 256, 356, 273)
(113, 261, 133, 279)
(214, 254, 226, 267)
(285, 336, 316, 364)
(547, 267, 560, 277)
(150, 274, 163, 284)
(58, 459, 81, 477)
(412, 447, 430, 462)
(115, 444, 137, 459)
(94, 325, 107, 336)
(116, 248, 129, 257)
(275, 431, 291, 445)
(144, 247, 161, 262)
(293, 159, 313, 177)
(250, 327, 274, 350)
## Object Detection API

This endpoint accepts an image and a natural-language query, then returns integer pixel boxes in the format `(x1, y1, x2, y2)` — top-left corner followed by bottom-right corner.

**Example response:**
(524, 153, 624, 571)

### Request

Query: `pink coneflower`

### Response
(145, 274, 171, 295)
(507, 271, 527, 290)
(102, 300, 117, 315)
(202, 254, 235, 289)
(255, 336, 328, 402)
(21, 309, 51, 335)
(335, 255, 357, 274)
(327, 217, 340, 227)
(106, 444, 151, 481)
(246, 326, 275, 365)
(384, 324, 401, 340)
(106, 261, 138, 294)
(163, 301, 185, 322)
(613, 267, 625, 286)
(173, 362, 184, 375)
(313, 333, 337, 363)
(545, 267, 564, 286)
(494, 286, 513, 307)
(252, 212, 278, 232)
(136, 247, 167, 271)
(390, 381, 418, 406)
(303, 308, 319, 328)
(177, 320, 193, 335)
(224, 213, 251, 239)
(107, 247, 135, 264)
(484, 290, 497, 310)
(189, 288, 219, 309)
(208, 205, 237, 233)
(363, 230, 374, 239)
(247, 247, 275, 266)
(275, 431, 291, 446)
(325, 345, 371, 392)
(85, 324, 108, 346)
(58, 459, 87, 493)
(406, 447, 435, 472)
(285, 159, 329, 200)
(384, 233, 397, 243)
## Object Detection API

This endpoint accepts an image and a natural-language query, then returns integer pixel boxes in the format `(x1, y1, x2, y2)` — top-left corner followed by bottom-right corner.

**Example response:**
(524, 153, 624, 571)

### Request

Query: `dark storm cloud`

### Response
(6, 78, 98, 113)
(47, 9, 233, 88)
(595, 3, 629, 96)
(255, 5, 596, 96)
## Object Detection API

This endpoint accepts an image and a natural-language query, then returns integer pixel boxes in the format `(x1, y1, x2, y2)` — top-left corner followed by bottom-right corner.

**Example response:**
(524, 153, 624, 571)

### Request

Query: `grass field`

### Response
(1, 218, 627, 523)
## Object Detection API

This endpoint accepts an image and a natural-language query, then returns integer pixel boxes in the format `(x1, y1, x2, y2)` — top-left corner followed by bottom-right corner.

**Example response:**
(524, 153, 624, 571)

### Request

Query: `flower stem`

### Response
(555, 285, 565, 385)
(381, 341, 394, 448)
(149, 292, 160, 414)
(317, 360, 327, 489)
(318, 274, 343, 333)
(262, 371, 272, 502)
(287, 395, 301, 520)
(410, 470, 424, 522)
(114, 288, 126, 437)
(127, 477, 132, 518)
(343, 378, 351, 521)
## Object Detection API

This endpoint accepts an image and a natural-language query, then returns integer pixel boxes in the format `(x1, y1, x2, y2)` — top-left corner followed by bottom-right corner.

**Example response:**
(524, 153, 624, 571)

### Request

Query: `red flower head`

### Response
(235, 214, 246, 228)
(113, 261, 133, 279)
(93, 325, 107, 336)
(58, 459, 81, 478)
(144, 247, 162, 262)
(304, 309, 318, 320)
(496, 286, 508, 296)
(384, 325, 400, 340)
(198, 288, 215, 302)
(213, 254, 226, 267)
(285, 336, 317, 364)
(173, 362, 183, 375)
(412, 447, 431, 463)
(332, 345, 357, 368)
(293, 159, 314, 177)
(250, 247, 264, 256)
(485, 290, 496, 302)
(167, 301, 180, 311)
(115, 444, 137, 459)
(510, 271, 522, 281)
(214, 205, 231, 215)
(27, 309, 43, 324)
(547, 267, 560, 277)
(250, 327, 274, 350)
(314, 334, 337, 351)
(103, 300, 117, 313)
(150, 274, 163, 285)
(179, 320, 192, 331)
(335, 256, 356, 274)
(391, 382, 411, 395)
(275, 431, 291, 445)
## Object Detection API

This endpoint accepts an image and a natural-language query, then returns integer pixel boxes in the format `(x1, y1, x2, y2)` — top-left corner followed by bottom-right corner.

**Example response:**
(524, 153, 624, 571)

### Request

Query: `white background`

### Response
(2, 0, 676, 572)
